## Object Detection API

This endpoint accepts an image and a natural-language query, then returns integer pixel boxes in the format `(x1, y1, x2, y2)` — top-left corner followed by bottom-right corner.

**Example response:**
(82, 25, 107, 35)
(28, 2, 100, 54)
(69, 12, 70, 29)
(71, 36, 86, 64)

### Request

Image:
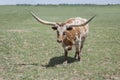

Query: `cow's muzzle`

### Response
(57, 39, 62, 43)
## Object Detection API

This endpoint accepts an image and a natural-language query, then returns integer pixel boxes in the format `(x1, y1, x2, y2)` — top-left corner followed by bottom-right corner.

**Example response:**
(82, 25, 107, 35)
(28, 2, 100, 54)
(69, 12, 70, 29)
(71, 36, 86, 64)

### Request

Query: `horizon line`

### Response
(0, 3, 120, 6)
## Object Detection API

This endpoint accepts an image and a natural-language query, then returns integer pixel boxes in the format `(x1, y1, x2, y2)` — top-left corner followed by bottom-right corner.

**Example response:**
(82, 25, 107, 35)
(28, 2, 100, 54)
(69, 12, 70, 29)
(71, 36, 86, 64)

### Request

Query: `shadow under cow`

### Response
(44, 56, 77, 68)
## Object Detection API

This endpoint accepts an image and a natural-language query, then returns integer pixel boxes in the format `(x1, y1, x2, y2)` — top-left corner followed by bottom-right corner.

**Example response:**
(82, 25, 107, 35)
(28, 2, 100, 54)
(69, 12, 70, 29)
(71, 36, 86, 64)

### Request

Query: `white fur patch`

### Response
(57, 26, 66, 36)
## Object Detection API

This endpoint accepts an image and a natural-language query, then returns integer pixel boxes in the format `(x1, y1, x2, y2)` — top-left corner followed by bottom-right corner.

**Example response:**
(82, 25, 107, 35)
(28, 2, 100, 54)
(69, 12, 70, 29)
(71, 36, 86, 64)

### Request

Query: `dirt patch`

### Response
(104, 74, 120, 80)
(0, 77, 4, 80)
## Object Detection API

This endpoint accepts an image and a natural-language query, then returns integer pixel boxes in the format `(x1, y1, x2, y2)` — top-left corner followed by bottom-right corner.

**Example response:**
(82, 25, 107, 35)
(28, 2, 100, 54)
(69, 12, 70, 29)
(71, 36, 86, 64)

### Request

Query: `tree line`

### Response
(16, 4, 120, 6)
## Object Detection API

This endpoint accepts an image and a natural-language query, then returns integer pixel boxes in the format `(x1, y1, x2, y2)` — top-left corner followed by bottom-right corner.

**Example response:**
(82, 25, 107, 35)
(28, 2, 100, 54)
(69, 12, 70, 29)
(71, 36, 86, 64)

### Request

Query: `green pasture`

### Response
(0, 5, 120, 80)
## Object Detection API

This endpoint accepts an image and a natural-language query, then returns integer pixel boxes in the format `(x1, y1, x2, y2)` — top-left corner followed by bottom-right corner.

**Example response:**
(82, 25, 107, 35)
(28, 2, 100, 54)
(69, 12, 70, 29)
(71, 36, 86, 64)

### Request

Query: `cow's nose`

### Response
(57, 40, 62, 43)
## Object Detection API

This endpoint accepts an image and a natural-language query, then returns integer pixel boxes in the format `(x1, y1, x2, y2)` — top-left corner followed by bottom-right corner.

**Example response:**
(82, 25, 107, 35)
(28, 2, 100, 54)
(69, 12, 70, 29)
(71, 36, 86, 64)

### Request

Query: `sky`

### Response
(0, 0, 120, 5)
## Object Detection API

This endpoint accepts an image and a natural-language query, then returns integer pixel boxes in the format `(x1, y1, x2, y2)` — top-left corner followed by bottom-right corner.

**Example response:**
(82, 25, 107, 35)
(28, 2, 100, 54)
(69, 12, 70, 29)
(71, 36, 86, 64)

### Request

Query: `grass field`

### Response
(0, 5, 120, 80)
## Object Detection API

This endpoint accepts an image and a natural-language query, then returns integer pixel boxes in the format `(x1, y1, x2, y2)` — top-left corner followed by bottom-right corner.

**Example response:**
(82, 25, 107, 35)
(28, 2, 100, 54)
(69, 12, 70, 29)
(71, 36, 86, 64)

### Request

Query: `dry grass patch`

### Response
(7, 29, 31, 33)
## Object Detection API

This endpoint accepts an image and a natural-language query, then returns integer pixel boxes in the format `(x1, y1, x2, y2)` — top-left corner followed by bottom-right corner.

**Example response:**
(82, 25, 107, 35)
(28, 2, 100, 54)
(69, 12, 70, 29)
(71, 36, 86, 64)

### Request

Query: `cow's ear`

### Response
(67, 27, 73, 30)
(52, 27, 57, 30)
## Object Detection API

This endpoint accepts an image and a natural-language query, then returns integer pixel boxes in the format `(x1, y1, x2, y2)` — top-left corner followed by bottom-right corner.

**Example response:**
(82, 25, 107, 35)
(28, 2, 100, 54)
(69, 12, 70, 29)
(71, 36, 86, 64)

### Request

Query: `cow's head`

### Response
(31, 12, 95, 43)
(51, 22, 74, 43)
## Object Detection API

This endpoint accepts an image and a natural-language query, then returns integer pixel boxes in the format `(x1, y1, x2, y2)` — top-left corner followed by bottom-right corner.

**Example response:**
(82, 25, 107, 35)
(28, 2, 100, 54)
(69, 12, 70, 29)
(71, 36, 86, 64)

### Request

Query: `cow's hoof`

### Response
(74, 54, 77, 59)
(63, 61, 67, 66)
(78, 57, 81, 61)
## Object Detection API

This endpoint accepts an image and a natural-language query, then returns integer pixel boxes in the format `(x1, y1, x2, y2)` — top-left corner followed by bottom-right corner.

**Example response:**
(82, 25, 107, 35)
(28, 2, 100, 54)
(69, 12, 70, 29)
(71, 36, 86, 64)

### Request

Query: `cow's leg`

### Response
(75, 43, 81, 61)
(64, 49, 68, 61)
(74, 52, 77, 59)
(75, 37, 86, 61)
(63, 45, 72, 60)
(78, 38, 85, 61)
(74, 34, 81, 61)
(78, 43, 83, 61)
(74, 46, 79, 59)
(63, 49, 68, 64)
(63, 45, 72, 64)
(77, 48, 81, 61)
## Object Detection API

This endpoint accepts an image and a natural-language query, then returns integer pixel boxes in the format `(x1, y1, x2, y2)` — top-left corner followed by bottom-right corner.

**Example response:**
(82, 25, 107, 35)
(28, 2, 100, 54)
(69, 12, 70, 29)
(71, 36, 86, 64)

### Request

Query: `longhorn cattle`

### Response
(31, 12, 95, 63)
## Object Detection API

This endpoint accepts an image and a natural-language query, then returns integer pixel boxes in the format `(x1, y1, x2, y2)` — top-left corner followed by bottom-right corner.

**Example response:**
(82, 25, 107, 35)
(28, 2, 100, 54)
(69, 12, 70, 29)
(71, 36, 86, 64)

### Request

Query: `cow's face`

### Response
(52, 23, 72, 43)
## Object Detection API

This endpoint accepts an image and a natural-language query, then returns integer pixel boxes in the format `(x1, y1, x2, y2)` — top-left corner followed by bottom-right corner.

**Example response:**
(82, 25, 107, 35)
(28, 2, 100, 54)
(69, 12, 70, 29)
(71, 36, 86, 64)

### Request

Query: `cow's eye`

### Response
(63, 32, 66, 35)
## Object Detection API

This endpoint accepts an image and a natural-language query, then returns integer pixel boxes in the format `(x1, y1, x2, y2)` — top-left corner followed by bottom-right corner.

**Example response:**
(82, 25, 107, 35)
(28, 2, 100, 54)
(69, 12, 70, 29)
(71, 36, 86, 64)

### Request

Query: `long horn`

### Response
(69, 15, 96, 27)
(31, 12, 56, 26)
